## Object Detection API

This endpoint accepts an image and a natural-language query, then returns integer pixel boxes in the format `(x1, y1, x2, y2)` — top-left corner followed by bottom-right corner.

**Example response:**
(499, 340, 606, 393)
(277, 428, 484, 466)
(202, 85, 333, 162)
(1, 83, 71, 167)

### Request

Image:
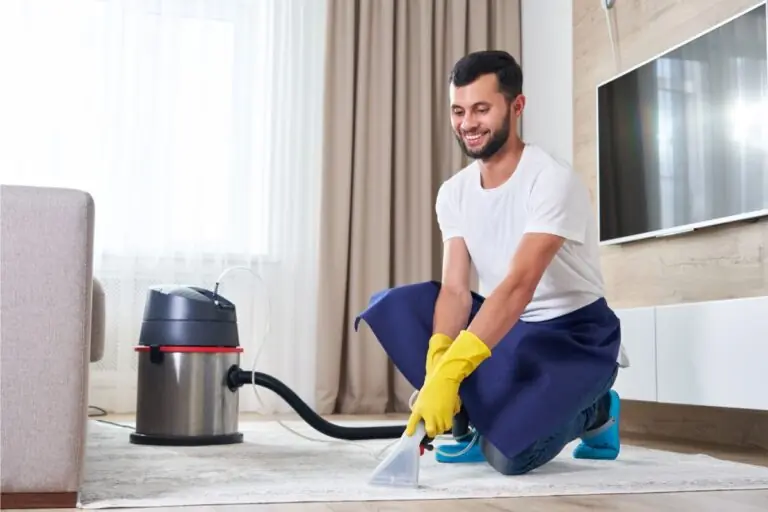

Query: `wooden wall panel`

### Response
(573, 0, 767, 309)
(573, 0, 768, 448)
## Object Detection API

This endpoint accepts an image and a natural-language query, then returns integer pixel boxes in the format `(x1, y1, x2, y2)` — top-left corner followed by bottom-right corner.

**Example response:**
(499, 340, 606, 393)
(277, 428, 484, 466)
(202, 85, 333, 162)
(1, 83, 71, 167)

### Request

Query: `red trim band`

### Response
(134, 346, 243, 353)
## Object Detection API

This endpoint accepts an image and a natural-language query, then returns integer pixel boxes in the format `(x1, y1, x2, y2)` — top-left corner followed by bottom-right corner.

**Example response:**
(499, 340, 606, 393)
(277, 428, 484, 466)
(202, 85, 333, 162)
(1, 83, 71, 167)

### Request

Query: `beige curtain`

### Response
(314, 0, 522, 415)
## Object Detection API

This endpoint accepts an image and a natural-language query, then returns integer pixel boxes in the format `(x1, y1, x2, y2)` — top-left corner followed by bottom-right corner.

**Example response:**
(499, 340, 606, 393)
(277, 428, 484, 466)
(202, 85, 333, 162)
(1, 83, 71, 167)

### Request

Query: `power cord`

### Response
(88, 405, 107, 417)
(88, 406, 136, 430)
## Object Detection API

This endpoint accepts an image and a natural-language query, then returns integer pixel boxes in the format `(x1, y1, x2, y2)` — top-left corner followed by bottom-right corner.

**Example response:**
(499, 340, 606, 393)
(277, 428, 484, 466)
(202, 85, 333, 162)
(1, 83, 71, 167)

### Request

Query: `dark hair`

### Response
(449, 50, 523, 101)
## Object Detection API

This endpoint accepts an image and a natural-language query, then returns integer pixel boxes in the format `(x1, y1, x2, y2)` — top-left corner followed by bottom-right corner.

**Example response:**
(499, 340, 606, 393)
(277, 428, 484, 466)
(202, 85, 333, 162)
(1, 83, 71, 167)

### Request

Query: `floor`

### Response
(8, 413, 768, 511)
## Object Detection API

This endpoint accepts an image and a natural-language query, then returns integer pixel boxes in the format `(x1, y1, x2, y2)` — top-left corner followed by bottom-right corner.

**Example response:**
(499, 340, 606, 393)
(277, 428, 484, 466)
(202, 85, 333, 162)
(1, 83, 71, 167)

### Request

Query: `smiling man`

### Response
(355, 50, 625, 476)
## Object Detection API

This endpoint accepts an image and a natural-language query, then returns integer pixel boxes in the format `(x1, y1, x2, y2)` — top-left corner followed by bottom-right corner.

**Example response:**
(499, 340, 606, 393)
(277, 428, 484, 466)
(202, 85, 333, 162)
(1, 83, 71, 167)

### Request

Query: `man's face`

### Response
(450, 73, 524, 160)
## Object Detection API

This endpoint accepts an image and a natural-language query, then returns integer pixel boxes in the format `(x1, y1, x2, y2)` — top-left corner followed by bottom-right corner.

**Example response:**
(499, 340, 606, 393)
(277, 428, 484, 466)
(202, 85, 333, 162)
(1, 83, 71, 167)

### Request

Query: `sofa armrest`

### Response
(0, 185, 95, 497)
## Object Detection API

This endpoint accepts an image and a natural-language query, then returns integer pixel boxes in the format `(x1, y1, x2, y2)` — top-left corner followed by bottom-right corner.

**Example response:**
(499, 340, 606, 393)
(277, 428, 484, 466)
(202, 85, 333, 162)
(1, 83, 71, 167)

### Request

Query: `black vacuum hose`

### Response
(227, 366, 406, 441)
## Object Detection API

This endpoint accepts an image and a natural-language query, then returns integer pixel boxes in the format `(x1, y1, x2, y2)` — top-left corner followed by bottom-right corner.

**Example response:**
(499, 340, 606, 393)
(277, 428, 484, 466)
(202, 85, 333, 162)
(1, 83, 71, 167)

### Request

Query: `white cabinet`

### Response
(654, 296, 768, 410)
(611, 295, 768, 411)
(613, 306, 657, 402)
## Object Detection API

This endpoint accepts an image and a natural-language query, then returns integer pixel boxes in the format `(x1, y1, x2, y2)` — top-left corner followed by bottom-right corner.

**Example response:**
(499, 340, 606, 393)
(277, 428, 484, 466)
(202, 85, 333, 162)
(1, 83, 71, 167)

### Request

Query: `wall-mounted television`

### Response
(597, 2, 768, 245)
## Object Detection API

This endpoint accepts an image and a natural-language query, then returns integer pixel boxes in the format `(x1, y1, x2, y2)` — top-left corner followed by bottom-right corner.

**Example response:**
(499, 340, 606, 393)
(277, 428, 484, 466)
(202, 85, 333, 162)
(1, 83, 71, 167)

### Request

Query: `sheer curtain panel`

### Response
(0, 0, 327, 414)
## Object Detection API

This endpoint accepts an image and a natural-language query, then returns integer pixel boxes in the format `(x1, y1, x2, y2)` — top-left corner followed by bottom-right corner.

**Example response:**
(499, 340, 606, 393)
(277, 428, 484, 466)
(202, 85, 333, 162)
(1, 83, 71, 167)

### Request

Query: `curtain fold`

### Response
(0, 0, 328, 414)
(315, 0, 522, 415)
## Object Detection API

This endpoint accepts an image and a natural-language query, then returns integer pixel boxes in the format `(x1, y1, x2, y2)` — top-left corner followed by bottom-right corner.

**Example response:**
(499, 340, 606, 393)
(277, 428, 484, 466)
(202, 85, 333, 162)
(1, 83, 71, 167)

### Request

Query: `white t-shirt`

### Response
(435, 144, 605, 322)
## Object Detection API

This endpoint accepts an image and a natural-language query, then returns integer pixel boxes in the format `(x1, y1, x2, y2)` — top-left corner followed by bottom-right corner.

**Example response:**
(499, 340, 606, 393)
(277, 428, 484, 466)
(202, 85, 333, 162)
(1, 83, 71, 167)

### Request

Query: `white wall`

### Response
(521, 0, 573, 165)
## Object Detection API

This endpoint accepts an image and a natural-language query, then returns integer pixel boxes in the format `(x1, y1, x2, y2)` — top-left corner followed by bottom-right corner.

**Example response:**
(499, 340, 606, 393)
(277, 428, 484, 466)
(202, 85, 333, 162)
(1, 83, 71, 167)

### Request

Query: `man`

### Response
(355, 50, 624, 475)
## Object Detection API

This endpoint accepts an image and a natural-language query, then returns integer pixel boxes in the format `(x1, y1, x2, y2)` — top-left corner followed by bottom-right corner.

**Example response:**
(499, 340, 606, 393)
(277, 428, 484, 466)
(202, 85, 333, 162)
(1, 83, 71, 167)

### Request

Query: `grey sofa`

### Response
(1, 185, 105, 509)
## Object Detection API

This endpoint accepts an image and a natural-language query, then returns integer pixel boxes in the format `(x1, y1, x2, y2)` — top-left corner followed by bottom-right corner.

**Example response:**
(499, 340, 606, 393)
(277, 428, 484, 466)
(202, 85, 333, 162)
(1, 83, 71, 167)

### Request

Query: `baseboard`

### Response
(0, 492, 77, 509)
(621, 400, 768, 451)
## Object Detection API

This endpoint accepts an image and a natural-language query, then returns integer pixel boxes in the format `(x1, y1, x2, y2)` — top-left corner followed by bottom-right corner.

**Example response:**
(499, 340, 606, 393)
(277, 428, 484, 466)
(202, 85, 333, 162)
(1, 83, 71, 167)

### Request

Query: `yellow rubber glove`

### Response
(425, 333, 453, 379)
(406, 329, 491, 438)
(425, 332, 463, 414)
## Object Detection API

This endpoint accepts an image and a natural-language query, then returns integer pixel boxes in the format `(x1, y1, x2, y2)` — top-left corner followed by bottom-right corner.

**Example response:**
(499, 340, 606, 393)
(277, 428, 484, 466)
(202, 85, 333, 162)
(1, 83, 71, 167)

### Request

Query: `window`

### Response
(0, 0, 278, 259)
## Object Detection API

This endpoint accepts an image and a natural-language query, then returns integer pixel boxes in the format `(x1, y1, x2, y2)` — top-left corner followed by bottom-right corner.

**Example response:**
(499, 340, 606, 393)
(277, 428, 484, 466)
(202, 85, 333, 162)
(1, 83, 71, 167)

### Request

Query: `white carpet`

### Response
(78, 418, 768, 509)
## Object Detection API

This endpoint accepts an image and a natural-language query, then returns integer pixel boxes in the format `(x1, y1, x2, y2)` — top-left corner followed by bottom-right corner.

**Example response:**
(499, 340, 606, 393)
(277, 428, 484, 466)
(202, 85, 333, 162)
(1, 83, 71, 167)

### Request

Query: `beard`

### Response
(454, 110, 512, 160)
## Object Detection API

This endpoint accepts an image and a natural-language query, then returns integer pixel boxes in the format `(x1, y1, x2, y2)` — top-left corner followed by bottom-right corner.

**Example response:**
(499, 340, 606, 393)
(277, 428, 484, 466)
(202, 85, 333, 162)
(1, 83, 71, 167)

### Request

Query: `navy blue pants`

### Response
(479, 364, 618, 474)
(354, 280, 621, 471)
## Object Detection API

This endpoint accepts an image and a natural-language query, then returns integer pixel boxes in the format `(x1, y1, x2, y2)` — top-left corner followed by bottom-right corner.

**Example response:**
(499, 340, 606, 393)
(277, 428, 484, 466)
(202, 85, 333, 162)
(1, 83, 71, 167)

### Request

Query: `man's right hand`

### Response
(425, 237, 473, 414)
(423, 333, 462, 418)
(425, 333, 453, 380)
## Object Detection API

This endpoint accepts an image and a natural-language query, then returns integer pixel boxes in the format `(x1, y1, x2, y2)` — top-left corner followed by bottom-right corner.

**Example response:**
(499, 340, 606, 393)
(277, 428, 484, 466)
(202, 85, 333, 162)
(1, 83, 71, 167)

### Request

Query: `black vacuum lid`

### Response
(141, 285, 237, 323)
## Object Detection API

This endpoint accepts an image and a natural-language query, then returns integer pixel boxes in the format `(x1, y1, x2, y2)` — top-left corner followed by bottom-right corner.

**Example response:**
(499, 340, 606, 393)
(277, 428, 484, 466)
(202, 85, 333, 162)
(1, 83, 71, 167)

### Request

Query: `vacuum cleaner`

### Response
(128, 283, 454, 448)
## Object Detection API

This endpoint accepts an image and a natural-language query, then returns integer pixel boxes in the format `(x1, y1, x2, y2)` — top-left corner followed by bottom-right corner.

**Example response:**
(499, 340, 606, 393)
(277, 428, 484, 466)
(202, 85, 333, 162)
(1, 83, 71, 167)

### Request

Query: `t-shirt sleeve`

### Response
(524, 166, 590, 244)
(435, 182, 462, 241)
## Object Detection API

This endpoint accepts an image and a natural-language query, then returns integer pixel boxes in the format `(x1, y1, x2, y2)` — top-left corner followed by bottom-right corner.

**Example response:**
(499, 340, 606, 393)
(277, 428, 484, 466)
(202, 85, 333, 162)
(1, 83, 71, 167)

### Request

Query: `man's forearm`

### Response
(465, 277, 533, 350)
(433, 287, 472, 339)
(437, 233, 563, 356)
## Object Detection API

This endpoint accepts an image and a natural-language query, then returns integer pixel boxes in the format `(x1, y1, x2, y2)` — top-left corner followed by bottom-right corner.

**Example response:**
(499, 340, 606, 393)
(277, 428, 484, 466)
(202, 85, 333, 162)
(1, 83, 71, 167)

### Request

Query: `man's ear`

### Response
(513, 95, 526, 117)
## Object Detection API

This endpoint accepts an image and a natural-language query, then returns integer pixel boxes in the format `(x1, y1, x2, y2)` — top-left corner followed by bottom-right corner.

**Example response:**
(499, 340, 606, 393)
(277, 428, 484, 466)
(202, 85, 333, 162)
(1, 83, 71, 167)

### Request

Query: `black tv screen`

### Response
(597, 2, 768, 244)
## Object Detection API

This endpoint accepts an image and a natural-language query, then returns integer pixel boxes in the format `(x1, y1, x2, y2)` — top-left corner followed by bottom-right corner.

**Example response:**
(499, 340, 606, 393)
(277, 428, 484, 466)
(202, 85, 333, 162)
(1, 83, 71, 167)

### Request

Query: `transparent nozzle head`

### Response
(368, 421, 426, 489)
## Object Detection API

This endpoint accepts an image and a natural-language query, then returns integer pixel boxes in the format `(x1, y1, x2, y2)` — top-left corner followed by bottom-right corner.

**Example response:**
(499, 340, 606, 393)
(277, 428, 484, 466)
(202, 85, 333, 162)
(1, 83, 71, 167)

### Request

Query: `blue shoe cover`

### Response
(434, 438, 486, 463)
(573, 389, 620, 460)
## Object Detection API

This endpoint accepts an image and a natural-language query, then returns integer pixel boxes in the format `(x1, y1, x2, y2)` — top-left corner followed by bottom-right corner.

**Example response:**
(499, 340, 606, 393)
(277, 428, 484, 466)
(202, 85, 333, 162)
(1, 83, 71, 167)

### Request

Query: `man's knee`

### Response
(481, 437, 558, 476)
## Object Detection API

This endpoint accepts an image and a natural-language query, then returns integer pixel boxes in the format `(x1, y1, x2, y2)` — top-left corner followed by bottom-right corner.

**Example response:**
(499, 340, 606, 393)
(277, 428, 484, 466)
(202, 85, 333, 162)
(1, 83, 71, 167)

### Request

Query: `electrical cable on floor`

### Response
(96, 419, 136, 430)
(88, 405, 107, 417)
(89, 405, 135, 430)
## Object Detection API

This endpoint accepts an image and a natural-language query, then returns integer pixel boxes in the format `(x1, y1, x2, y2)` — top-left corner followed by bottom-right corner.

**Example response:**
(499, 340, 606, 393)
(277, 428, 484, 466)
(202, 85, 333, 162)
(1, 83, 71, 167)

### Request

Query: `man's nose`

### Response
(461, 116, 478, 131)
